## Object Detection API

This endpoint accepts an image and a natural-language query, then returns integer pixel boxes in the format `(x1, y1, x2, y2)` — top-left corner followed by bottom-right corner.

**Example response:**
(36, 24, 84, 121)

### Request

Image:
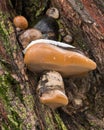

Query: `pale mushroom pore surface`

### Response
(24, 39, 75, 53)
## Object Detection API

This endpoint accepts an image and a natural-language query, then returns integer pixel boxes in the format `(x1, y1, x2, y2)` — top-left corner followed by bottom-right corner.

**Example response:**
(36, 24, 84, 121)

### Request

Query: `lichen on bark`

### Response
(0, 7, 37, 130)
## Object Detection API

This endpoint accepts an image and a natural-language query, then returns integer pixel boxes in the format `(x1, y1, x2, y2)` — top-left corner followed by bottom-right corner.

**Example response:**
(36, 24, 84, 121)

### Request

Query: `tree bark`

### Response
(0, 0, 104, 130)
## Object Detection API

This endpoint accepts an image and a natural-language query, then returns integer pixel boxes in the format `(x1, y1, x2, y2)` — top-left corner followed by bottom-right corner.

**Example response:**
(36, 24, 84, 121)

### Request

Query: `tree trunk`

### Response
(0, 0, 104, 130)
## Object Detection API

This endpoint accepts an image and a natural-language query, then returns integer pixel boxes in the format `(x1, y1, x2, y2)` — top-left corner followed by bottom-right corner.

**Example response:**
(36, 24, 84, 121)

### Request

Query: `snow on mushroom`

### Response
(24, 39, 97, 109)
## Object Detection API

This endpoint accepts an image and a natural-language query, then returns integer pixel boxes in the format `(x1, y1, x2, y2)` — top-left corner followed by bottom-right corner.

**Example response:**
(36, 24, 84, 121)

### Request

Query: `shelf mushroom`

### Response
(37, 71, 68, 109)
(24, 39, 97, 109)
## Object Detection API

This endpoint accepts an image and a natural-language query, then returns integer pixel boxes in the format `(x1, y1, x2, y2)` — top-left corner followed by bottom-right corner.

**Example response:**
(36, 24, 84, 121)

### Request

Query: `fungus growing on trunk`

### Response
(19, 29, 42, 48)
(46, 7, 59, 19)
(24, 39, 96, 77)
(13, 16, 28, 30)
(37, 71, 68, 109)
(24, 39, 96, 109)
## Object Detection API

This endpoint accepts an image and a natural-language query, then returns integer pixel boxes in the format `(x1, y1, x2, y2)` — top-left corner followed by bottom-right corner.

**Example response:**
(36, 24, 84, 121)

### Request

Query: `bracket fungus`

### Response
(13, 16, 28, 30)
(37, 71, 68, 109)
(24, 39, 97, 109)
(24, 39, 96, 77)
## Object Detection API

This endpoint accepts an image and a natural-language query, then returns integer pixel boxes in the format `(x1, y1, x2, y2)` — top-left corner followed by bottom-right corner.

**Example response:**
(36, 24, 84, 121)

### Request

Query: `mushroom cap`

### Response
(40, 90, 68, 109)
(46, 7, 59, 19)
(24, 39, 97, 77)
(19, 29, 42, 48)
(13, 16, 28, 29)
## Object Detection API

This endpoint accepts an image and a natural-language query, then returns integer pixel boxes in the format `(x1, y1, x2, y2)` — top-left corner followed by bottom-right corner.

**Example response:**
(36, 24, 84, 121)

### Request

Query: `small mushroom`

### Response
(46, 7, 59, 19)
(19, 29, 42, 48)
(24, 39, 96, 109)
(13, 16, 28, 30)
(34, 7, 59, 40)
(63, 34, 73, 43)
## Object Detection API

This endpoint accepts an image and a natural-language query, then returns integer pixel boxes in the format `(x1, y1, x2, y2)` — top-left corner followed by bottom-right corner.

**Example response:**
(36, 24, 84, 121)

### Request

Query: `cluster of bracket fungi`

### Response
(13, 7, 96, 109)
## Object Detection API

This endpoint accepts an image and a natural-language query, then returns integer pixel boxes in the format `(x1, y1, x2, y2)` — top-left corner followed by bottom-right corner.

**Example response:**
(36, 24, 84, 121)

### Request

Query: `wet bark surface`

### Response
(0, 0, 104, 130)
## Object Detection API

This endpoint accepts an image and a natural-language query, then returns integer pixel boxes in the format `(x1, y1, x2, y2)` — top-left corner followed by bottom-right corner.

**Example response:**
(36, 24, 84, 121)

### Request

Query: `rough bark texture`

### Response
(0, 0, 104, 130)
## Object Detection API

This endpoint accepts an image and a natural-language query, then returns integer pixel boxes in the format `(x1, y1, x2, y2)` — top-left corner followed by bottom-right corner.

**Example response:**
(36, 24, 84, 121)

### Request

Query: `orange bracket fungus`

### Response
(24, 39, 97, 109)
(13, 16, 28, 30)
